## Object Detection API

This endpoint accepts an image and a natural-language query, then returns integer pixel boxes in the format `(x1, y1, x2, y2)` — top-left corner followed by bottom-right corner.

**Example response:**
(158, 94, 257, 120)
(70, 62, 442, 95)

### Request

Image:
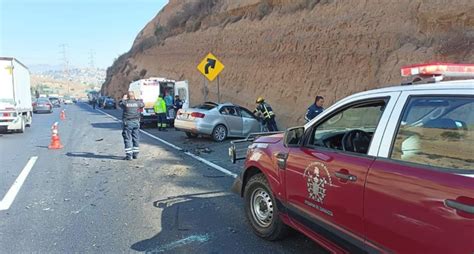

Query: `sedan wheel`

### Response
(212, 125, 227, 142)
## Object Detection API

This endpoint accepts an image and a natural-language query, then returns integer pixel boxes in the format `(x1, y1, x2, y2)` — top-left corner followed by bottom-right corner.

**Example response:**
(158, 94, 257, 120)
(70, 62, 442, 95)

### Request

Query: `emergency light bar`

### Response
(401, 63, 474, 78)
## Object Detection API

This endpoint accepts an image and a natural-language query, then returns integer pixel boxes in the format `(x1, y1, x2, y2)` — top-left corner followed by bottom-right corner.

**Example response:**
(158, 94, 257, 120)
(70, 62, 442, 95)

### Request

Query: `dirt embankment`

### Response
(102, 0, 474, 128)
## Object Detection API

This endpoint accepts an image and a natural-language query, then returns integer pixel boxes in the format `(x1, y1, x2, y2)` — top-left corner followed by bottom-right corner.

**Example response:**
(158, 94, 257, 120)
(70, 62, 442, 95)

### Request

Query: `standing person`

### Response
(91, 97, 97, 109)
(154, 94, 167, 131)
(164, 90, 174, 123)
(119, 91, 145, 160)
(254, 97, 278, 132)
(305, 96, 324, 122)
(172, 95, 183, 128)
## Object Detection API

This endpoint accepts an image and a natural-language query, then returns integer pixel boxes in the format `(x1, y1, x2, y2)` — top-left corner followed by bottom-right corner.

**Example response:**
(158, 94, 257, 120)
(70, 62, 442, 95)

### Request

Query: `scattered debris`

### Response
(95, 138, 104, 142)
(43, 207, 51, 211)
(194, 147, 212, 155)
(203, 174, 225, 178)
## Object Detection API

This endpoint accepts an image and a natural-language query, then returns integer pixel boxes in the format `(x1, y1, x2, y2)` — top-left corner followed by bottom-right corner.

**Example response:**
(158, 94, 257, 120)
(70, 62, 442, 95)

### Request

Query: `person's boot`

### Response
(124, 155, 132, 161)
(132, 153, 138, 159)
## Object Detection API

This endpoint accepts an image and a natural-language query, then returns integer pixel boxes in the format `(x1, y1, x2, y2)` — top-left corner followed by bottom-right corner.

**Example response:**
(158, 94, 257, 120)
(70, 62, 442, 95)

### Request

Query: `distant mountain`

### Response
(34, 67, 106, 86)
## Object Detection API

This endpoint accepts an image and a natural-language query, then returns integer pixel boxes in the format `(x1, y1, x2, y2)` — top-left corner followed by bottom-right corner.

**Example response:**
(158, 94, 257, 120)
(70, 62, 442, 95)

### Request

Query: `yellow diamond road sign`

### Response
(197, 53, 224, 82)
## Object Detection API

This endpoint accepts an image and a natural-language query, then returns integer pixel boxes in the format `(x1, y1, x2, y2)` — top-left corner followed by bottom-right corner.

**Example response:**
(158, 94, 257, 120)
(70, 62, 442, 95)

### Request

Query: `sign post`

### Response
(197, 53, 224, 103)
(217, 76, 220, 103)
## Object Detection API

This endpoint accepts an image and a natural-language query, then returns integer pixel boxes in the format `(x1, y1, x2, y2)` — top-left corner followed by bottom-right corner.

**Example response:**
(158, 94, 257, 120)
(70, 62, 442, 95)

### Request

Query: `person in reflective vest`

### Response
(254, 97, 278, 131)
(154, 94, 167, 131)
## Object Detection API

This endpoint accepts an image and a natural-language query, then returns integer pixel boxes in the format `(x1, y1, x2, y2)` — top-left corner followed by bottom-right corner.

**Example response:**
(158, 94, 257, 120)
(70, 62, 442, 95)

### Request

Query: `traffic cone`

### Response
(48, 122, 63, 149)
(60, 110, 66, 120)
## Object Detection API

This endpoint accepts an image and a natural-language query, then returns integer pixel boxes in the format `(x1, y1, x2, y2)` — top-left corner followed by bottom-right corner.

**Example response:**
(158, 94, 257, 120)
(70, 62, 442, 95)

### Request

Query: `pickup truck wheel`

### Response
(185, 132, 198, 138)
(244, 174, 288, 241)
(212, 124, 227, 142)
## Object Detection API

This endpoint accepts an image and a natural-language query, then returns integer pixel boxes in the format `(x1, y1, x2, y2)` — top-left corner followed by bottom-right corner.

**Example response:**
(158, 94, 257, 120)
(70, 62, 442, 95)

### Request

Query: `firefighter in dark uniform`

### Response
(254, 97, 278, 132)
(305, 95, 324, 122)
(119, 91, 145, 160)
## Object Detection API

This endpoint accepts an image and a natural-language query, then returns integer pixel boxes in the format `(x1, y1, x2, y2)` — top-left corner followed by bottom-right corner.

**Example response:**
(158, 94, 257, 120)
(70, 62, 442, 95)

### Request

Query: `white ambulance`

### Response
(128, 77, 189, 124)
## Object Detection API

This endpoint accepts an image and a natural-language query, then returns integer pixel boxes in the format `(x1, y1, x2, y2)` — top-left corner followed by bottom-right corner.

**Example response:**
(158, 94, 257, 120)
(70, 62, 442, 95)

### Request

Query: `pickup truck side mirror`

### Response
(284, 126, 305, 147)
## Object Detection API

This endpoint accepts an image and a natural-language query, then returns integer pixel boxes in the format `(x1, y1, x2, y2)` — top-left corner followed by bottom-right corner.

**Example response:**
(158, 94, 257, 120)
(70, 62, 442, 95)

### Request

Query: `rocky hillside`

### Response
(102, 0, 474, 127)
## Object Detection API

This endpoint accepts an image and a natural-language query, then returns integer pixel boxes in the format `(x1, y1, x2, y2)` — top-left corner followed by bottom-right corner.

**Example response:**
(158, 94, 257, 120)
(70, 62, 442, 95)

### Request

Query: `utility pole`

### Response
(59, 44, 70, 95)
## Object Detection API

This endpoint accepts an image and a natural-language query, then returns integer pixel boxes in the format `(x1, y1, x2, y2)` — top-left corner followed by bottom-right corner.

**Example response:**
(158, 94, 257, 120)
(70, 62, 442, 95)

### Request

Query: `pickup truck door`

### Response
(364, 92, 474, 253)
(284, 94, 399, 253)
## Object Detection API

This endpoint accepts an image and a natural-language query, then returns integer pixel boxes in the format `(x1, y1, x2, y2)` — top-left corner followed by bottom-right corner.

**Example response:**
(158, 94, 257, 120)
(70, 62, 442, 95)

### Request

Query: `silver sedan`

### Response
(175, 102, 263, 142)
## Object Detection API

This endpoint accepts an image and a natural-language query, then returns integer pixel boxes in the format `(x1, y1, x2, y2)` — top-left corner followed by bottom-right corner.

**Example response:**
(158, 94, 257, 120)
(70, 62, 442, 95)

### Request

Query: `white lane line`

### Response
(95, 108, 238, 178)
(0, 156, 38, 211)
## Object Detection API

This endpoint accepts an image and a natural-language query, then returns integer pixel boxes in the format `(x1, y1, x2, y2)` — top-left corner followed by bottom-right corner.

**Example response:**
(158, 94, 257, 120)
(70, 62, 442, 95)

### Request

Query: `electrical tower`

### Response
(59, 43, 70, 95)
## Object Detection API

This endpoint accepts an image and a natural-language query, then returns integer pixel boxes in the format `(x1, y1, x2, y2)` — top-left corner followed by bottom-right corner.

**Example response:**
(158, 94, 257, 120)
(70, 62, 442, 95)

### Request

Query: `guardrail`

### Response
(228, 131, 284, 164)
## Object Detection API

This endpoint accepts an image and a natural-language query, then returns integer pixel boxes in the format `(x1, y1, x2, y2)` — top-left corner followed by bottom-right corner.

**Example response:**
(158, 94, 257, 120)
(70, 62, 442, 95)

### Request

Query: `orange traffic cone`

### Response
(48, 122, 63, 149)
(60, 110, 66, 120)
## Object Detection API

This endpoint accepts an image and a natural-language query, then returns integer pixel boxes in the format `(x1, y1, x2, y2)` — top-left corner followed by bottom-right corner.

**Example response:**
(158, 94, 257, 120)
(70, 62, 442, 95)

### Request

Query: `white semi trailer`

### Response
(0, 57, 33, 133)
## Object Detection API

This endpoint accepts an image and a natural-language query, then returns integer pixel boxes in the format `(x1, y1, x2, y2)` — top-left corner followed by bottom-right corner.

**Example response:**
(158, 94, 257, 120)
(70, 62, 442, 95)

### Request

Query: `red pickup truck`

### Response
(231, 63, 474, 253)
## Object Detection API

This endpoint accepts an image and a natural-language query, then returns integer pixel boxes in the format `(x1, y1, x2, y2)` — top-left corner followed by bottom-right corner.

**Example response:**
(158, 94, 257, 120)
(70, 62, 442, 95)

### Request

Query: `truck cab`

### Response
(128, 77, 189, 125)
(232, 63, 474, 253)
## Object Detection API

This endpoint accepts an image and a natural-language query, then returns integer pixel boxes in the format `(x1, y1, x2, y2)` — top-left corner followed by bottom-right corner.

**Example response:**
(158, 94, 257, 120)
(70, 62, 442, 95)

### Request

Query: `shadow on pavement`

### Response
(130, 192, 322, 254)
(66, 152, 124, 160)
(91, 122, 121, 130)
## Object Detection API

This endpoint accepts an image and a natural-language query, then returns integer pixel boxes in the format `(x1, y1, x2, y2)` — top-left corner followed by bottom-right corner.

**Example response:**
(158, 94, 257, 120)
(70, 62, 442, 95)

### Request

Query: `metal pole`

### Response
(204, 77, 208, 102)
(217, 76, 220, 103)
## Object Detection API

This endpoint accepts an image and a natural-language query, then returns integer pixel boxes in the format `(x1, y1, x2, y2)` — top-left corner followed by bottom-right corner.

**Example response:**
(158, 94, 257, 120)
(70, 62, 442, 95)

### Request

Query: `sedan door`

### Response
(219, 106, 243, 136)
(239, 107, 261, 136)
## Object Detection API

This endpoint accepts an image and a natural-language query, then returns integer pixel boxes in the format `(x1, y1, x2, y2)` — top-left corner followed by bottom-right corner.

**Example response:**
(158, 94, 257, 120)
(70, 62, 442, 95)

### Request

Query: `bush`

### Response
(154, 25, 168, 39)
(256, 1, 272, 20)
(139, 69, 147, 78)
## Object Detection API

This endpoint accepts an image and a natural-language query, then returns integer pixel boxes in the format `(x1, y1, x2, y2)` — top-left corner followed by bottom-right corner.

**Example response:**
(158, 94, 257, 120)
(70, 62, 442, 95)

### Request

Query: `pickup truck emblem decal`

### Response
(303, 162, 332, 204)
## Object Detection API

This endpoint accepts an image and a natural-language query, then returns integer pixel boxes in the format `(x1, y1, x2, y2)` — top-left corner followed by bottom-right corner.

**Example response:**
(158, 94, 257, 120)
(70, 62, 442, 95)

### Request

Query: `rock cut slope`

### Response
(102, 0, 474, 127)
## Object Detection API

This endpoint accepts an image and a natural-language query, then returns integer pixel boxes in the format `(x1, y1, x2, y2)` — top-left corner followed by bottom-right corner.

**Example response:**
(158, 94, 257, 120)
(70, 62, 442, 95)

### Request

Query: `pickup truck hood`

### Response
(254, 133, 284, 144)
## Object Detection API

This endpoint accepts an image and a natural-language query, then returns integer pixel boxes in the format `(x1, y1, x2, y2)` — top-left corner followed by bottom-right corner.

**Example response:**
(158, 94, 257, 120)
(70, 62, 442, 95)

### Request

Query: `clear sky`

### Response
(0, 0, 168, 69)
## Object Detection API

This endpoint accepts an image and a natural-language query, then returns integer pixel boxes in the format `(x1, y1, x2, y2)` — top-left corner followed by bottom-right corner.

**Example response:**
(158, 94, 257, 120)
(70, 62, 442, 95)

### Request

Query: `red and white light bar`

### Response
(401, 63, 474, 78)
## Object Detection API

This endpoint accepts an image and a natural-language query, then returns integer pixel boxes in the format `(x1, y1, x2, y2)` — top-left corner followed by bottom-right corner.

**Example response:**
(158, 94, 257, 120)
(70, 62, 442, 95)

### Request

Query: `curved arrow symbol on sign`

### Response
(204, 58, 216, 74)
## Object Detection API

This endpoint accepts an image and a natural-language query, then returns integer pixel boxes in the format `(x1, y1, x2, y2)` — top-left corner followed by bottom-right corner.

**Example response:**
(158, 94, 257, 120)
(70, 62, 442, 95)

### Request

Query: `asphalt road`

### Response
(0, 103, 325, 253)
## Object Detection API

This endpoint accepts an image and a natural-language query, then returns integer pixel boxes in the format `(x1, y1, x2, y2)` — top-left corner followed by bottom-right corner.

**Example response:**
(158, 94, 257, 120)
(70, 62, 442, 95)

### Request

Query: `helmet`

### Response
(256, 97, 264, 103)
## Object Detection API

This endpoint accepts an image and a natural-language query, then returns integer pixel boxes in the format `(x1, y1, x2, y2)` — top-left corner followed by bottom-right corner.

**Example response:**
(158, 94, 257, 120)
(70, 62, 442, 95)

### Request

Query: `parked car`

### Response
(231, 63, 474, 253)
(175, 102, 262, 142)
(103, 98, 116, 109)
(97, 96, 108, 108)
(48, 97, 61, 107)
(63, 96, 73, 104)
(32, 98, 53, 113)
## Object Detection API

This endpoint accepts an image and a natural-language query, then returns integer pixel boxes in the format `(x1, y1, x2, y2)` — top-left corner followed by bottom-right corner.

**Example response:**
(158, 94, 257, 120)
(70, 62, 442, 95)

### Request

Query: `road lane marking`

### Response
(95, 108, 238, 178)
(0, 156, 38, 211)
